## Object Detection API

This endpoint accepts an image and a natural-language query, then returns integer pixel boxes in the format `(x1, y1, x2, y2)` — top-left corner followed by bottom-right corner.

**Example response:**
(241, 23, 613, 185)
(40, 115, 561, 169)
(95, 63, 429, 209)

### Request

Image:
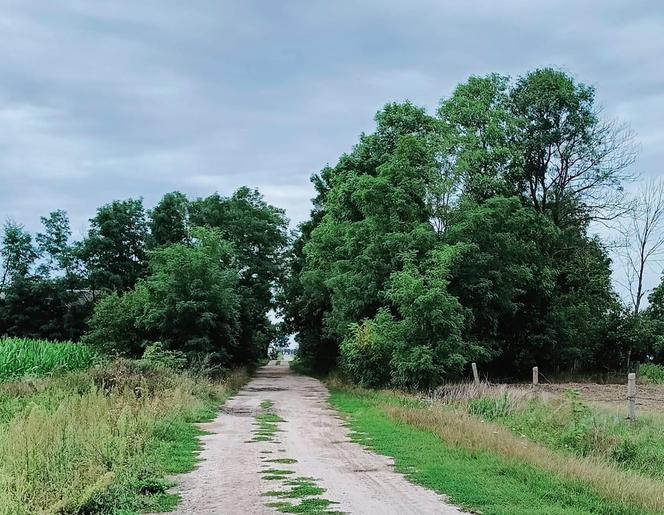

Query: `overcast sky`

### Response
(1, 1, 662, 238)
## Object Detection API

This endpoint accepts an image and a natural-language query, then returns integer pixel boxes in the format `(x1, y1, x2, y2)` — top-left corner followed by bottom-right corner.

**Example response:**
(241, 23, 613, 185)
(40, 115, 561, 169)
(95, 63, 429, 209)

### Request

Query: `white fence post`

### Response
(627, 372, 637, 422)
(532, 366, 539, 386)
(471, 362, 480, 385)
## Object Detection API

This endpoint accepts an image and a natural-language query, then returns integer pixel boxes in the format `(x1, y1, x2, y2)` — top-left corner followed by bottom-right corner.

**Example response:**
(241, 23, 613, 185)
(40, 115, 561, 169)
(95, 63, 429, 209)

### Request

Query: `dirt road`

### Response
(166, 361, 462, 515)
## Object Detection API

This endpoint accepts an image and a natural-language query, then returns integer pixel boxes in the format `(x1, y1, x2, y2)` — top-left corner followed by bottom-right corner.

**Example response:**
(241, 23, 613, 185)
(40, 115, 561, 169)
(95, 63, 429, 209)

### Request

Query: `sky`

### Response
(1, 0, 663, 291)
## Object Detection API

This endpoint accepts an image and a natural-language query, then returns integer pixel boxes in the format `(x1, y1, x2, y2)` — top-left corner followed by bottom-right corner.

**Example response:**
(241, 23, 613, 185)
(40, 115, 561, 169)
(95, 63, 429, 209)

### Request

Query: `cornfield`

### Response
(0, 337, 96, 381)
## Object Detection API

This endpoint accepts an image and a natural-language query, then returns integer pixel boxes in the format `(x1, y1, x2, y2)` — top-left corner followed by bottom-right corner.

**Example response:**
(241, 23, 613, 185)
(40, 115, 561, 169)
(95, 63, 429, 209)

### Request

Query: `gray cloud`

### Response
(1, 0, 663, 294)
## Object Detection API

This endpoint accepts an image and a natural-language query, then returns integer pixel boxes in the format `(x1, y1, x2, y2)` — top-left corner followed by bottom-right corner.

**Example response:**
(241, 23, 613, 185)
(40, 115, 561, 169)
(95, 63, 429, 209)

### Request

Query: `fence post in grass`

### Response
(532, 366, 539, 386)
(627, 372, 637, 422)
(471, 362, 480, 385)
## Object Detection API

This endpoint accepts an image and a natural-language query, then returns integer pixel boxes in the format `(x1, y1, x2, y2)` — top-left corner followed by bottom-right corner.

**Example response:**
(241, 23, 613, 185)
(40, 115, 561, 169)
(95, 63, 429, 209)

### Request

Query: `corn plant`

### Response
(0, 337, 96, 381)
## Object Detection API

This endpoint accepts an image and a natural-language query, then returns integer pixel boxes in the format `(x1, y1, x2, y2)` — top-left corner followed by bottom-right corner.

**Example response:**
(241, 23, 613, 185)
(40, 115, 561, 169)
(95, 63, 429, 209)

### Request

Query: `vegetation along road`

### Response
(163, 361, 461, 515)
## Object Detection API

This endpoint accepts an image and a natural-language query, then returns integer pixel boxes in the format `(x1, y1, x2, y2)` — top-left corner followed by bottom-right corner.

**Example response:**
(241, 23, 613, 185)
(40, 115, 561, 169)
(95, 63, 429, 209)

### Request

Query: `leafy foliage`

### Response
(1, 187, 286, 367)
(286, 67, 642, 384)
(640, 363, 664, 384)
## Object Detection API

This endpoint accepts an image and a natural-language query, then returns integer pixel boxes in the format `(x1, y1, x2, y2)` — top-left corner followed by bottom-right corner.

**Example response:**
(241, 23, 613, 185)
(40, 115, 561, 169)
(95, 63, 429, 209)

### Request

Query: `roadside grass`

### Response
(432, 382, 664, 480)
(0, 337, 97, 382)
(0, 358, 247, 515)
(329, 388, 664, 515)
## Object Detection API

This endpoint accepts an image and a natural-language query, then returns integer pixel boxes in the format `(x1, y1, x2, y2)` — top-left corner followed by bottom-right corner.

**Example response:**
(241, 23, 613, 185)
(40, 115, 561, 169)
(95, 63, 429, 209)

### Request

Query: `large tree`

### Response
(149, 191, 191, 247)
(510, 69, 635, 226)
(0, 221, 38, 294)
(80, 198, 149, 294)
(190, 187, 289, 362)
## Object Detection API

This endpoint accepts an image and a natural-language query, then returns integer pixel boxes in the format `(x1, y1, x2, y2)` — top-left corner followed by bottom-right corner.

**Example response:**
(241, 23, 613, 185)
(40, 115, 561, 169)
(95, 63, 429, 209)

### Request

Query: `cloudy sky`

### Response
(1, 0, 662, 240)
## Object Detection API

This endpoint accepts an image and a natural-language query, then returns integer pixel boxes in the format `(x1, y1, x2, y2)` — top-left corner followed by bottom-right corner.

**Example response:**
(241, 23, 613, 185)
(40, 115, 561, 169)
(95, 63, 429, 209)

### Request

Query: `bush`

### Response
(390, 345, 438, 389)
(340, 309, 397, 388)
(640, 363, 664, 384)
(142, 342, 187, 370)
(82, 288, 149, 357)
(83, 228, 242, 366)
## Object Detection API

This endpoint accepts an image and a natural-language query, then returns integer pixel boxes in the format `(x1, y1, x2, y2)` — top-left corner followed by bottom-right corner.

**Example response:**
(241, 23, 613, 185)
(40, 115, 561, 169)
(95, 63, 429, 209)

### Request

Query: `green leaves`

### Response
(289, 68, 632, 382)
(82, 198, 149, 293)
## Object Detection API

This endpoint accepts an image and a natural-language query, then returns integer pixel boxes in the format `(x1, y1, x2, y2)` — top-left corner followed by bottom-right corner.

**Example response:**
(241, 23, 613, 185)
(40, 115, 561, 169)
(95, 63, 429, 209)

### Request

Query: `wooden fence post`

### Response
(471, 362, 480, 385)
(532, 366, 539, 386)
(627, 372, 636, 422)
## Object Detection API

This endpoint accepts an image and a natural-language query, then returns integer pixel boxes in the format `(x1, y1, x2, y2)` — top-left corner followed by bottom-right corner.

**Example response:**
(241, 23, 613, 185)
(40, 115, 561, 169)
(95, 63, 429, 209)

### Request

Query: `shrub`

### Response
(82, 288, 149, 357)
(142, 342, 187, 370)
(640, 363, 664, 384)
(390, 345, 438, 389)
(340, 309, 397, 388)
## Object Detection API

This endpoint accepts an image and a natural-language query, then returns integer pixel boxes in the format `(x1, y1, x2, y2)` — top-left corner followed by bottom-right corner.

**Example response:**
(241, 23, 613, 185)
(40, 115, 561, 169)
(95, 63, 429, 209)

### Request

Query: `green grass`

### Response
(329, 389, 652, 515)
(252, 400, 285, 442)
(464, 387, 664, 480)
(0, 337, 97, 382)
(267, 498, 341, 514)
(257, 446, 338, 513)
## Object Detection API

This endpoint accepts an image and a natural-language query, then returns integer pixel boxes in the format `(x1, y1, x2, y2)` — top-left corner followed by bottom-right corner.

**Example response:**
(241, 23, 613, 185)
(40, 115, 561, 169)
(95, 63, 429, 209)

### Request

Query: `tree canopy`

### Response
(284, 68, 650, 384)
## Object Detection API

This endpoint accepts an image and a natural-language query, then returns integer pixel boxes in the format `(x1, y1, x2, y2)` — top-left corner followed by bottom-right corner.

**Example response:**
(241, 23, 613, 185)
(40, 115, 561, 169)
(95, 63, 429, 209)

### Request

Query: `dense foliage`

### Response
(2, 67, 664, 383)
(284, 68, 663, 384)
(0, 188, 288, 368)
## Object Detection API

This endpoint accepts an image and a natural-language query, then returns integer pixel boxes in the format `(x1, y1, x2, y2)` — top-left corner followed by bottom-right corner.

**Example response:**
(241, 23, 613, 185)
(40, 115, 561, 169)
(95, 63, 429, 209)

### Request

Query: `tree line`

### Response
(283, 68, 664, 387)
(0, 187, 289, 368)
(2, 67, 664, 385)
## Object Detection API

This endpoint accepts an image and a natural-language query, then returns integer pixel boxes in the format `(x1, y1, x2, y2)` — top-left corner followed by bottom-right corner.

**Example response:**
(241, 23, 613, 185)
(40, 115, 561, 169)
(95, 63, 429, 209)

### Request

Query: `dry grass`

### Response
(0, 360, 248, 515)
(383, 400, 664, 513)
(427, 380, 539, 406)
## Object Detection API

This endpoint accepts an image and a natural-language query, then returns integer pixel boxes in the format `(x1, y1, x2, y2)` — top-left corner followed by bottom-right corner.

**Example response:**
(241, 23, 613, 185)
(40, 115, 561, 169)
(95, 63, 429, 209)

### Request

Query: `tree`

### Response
(149, 191, 190, 247)
(0, 276, 90, 341)
(85, 227, 241, 365)
(445, 196, 617, 373)
(438, 73, 517, 202)
(617, 178, 664, 314)
(191, 187, 289, 362)
(285, 102, 442, 373)
(81, 198, 149, 293)
(0, 221, 37, 294)
(141, 227, 241, 362)
(36, 210, 73, 276)
(510, 68, 635, 226)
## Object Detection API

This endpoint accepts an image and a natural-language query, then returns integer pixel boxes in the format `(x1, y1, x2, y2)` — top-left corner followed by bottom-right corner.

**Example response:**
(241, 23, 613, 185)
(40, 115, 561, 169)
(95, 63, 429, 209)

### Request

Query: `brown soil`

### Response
(538, 382, 664, 413)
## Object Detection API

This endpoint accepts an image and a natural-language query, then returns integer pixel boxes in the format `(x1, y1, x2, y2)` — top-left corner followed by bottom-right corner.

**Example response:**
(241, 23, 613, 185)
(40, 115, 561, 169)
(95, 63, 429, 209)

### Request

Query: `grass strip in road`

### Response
(329, 389, 661, 515)
(267, 458, 299, 464)
(252, 399, 285, 442)
(266, 498, 341, 514)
